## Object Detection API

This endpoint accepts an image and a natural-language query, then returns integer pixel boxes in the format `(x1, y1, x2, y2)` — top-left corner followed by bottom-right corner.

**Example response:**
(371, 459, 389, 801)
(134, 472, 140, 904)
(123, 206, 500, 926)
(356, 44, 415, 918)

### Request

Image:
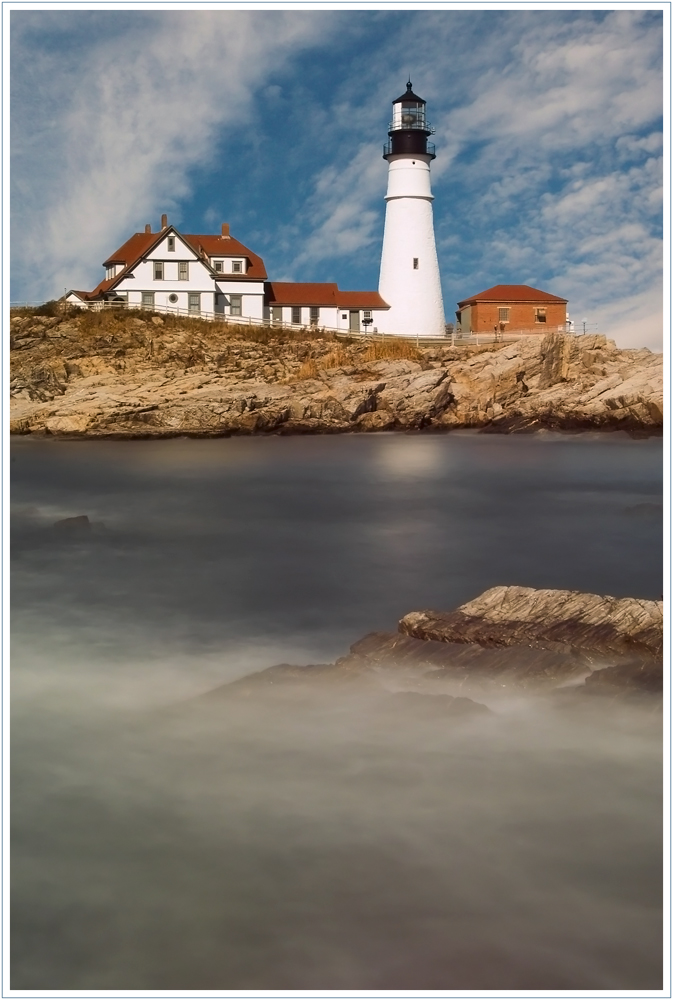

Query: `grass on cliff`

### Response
(293, 337, 422, 379)
(11, 307, 426, 379)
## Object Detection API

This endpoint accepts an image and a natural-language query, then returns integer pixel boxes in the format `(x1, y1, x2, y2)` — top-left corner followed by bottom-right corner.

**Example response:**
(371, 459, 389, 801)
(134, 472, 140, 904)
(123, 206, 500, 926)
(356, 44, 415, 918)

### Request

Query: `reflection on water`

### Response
(11, 433, 663, 989)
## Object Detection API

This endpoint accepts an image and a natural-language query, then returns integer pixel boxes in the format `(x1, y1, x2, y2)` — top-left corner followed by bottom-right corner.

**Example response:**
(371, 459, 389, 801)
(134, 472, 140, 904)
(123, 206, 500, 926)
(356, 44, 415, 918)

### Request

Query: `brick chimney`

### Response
(145, 224, 151, 233)
(221, 223, 231, 239)
(161, 214, 168, 229)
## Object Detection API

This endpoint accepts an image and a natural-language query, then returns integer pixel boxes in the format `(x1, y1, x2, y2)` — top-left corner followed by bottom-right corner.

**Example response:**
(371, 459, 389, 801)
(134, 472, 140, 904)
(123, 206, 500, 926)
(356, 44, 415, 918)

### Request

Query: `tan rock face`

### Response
(9, 311, 662, 437)
(215, 586, 663, 697)
(399, 586, 663, 657)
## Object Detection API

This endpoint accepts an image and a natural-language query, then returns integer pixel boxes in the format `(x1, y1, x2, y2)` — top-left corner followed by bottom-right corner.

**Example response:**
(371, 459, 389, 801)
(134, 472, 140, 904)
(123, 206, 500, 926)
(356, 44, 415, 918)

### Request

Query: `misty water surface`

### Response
(11, 432, 663, 989)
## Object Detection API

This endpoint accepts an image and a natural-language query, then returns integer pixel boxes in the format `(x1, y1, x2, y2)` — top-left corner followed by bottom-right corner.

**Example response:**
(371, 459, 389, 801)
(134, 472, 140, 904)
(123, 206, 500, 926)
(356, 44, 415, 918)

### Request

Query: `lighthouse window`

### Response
(413, 258, 419, 269)
(400, 105, 422, 127)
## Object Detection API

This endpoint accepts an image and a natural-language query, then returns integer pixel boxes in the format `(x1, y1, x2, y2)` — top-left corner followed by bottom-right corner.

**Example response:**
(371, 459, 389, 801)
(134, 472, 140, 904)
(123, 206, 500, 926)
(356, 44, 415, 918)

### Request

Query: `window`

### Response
(105, 265, 116, 280)
(232, 260, 242, 273)
(168, 293, 179, 304)
(167, 237, 175, 252)
(142, 291, 154, 308)
(341, 313, 347, 320)
(498, 307, 510, 323)
(535, 308, 547, 323)
(214, 261, 223, 272)
(153, 261, 164, 280)
(413, 258, 419, 269)
(292, 306, 301, 325)
(363, 310, 372, 320)
(229, 294, 242, 317)
(309, 306, 319, 325)
(178, 261, 189, 280)
(271, 306, 283, 324)
(188, 293, 201, 314)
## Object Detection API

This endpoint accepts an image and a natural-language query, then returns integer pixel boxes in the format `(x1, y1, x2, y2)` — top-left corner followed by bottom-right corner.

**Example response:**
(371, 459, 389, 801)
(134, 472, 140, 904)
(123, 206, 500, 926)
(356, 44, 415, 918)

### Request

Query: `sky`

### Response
(10, 7, 665, 349)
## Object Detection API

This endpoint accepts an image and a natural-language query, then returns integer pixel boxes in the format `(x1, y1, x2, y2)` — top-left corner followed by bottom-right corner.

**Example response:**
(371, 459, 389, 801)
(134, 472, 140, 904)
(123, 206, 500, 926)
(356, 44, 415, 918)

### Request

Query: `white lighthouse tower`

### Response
(378, 82, 445, 337)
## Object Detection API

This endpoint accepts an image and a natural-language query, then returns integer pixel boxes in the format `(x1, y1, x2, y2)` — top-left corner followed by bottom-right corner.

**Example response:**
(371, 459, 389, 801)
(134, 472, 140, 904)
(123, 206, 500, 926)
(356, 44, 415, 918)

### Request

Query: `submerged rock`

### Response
(52, 514, 91, 534)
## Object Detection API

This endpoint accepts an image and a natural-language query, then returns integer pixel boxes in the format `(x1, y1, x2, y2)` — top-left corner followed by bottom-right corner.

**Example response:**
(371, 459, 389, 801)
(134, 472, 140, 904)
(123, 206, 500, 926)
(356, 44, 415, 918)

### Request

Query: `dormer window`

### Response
(214, 261, 223, 272)
(105, 265, 117, 280)
(232, 260, 242, 273)
(167, 236, 175, 252)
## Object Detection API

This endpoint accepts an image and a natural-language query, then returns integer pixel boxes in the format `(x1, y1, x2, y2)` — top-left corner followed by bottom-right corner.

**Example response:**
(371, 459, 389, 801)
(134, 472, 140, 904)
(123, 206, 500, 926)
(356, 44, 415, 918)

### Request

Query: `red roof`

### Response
(267, 283, 389, 309)
(103, 232, 156, 267)
(267, 282, 339, 306)
(337, 291, 389, 309)
(103, 229, 267, 280)
(182, 234, 267, 279)
(457, 284, 567, 307)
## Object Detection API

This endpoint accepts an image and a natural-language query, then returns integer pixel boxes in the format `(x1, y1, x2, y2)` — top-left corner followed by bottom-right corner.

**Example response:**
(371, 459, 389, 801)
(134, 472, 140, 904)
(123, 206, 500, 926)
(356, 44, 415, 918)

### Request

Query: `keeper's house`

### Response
(456, 284, 568, 334)
(66, 217, 389, 333)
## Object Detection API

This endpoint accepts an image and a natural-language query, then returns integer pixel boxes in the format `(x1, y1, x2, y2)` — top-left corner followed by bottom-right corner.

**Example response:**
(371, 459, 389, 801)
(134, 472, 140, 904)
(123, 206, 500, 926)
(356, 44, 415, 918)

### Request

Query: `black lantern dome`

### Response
(384, 80, 436, 160)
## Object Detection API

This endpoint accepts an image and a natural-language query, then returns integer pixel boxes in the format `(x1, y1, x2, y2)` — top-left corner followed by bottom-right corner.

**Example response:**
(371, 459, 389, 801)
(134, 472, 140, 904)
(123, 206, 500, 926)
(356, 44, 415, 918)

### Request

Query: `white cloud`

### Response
(11, 11, 330, 300)
(284, 144, 387, 276)
(591, 285, 663, 352)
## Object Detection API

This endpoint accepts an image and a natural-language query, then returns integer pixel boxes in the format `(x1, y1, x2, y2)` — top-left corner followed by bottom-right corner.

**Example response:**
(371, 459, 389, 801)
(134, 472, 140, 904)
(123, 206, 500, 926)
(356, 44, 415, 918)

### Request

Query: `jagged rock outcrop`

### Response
(215, 586, 663, 699)
(9, 310, 662, 437)
(398, 586, 663, 658)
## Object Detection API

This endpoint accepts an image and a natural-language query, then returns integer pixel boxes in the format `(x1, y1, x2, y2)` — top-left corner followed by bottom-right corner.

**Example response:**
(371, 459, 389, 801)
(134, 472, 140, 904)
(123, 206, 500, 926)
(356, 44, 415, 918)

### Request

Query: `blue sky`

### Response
(11, 7, 664, 348)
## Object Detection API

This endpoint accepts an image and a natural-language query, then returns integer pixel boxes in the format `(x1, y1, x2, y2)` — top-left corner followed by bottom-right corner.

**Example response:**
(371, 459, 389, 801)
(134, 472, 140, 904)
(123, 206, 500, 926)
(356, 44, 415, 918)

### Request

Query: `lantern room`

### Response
(385, 81, 436, 159)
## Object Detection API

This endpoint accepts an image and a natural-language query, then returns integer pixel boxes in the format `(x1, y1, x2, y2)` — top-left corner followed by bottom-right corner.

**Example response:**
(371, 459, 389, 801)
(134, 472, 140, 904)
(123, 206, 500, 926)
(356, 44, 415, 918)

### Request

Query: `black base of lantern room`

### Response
(383, 131, 436, 159)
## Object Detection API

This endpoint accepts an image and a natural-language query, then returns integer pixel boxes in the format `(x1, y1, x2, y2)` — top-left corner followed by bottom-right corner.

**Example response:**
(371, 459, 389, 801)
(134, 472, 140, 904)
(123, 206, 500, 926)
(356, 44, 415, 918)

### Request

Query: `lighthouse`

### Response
(378, 81, 445, 337)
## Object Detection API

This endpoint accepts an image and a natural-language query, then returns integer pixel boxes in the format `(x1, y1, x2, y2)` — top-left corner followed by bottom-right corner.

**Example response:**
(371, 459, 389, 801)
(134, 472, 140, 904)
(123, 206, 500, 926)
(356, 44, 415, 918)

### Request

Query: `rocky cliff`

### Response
(10, 309, 662, 437)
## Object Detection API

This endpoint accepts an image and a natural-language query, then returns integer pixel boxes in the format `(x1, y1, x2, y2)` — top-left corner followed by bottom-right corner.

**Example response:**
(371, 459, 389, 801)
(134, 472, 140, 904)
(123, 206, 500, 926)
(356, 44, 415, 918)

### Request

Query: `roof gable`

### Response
(103, 227, 267, 280)
(183, 235, 267, 279)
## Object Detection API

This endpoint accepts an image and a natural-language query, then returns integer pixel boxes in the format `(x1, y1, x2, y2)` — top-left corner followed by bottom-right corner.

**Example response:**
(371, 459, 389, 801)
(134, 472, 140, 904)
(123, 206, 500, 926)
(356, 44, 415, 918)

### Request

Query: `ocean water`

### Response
(11, 432, 663, 989)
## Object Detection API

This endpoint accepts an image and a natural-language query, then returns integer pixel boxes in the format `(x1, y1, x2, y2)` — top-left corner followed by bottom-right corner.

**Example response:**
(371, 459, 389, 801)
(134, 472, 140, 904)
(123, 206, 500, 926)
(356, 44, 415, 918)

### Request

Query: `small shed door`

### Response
(349, 310, 360, 333)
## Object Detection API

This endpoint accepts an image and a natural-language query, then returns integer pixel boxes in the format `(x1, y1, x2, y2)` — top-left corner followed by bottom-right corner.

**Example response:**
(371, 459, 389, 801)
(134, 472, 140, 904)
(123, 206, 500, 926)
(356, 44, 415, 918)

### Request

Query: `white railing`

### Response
(453, 327, 567, 346)
(13, 301, 576, 344)
(87, 299, 356, 336)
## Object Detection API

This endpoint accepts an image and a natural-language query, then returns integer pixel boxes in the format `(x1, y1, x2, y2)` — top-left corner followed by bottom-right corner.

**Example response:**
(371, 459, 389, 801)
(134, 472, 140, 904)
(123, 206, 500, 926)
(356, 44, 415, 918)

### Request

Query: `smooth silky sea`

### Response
(11, 432, 663, 990)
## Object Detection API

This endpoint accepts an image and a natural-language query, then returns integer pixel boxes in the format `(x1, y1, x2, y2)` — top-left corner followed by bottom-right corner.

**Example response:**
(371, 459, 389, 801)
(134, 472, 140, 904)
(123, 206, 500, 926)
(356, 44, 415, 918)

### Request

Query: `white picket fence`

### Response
(10, 300, 571, 345)
(11, 299, 454, 342)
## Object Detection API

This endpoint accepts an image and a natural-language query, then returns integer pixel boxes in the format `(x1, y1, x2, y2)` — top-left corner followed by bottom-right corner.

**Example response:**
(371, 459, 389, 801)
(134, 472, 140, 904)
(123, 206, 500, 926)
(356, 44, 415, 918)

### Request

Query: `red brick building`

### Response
(456, 284, 568, 334)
